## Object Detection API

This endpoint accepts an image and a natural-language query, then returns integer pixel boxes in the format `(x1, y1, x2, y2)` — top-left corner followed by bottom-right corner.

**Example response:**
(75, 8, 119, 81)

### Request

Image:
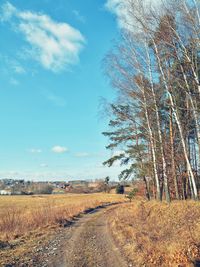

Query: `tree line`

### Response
(103, 0, 200, 202)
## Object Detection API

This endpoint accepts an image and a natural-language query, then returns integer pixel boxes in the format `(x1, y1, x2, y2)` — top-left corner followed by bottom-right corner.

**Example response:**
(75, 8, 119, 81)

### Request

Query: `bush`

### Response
(116, 184, 124, 194)
(126, 188, 138, 202)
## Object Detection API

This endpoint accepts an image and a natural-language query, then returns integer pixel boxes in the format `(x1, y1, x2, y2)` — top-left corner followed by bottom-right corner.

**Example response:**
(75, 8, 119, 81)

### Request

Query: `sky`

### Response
(0, 0, 128, 181)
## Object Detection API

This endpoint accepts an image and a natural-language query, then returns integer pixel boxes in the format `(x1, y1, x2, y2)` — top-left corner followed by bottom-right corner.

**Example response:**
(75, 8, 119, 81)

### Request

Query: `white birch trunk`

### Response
(153, 40, 198, 200)
(145, 43, 170, 202)
(142, 87, 161, 200)
(179, 63, 200, 159)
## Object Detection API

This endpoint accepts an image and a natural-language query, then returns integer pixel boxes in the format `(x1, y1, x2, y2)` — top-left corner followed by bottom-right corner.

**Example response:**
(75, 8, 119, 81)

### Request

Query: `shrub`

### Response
(116, 184, 124, 194)
(126, 188, 138, 202)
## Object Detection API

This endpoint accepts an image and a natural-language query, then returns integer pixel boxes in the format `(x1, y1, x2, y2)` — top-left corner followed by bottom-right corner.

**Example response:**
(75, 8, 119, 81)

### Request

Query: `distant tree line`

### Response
(0, 180, 54, 195)
(103, 0, 200, 202)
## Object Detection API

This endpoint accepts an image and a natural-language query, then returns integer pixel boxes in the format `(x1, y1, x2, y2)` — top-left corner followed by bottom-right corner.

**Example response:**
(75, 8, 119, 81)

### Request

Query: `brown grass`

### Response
(109, 199, 200, 267)
(0, 193, 124, 242)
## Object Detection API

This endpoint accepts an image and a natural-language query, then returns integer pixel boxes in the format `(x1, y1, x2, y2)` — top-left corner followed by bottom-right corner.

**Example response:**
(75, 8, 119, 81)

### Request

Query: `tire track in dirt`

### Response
(48, 204, 128, 267)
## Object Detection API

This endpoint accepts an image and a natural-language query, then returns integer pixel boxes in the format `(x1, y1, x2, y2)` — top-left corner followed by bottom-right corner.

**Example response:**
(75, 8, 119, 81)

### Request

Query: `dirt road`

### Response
(46, 205, 128, 267)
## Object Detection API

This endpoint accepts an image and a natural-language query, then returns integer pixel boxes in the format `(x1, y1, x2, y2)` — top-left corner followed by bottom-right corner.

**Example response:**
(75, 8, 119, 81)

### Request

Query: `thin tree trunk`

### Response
(143, 176, 151, 200)
(132, 49, 161, 201)
(178, 62, 200, 160)
(146, 43, 171, 202)
(153, 40, 198, 200)
(169, 108, 179, 199)
(170, 26, 200, 96)
(142, 90, 161, 201)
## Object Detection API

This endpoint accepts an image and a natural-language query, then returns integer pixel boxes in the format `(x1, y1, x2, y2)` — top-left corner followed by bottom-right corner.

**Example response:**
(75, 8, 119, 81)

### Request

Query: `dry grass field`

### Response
(109, 199, 200, 267)
(0, 193, 125, 265)
(0, 193, 125, 242)
(2, 194, 200, 267)
(0, 193, 124, 266)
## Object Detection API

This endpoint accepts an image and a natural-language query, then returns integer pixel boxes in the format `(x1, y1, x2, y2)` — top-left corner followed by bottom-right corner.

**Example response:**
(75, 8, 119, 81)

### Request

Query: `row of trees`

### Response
(103, 0, 200, 202)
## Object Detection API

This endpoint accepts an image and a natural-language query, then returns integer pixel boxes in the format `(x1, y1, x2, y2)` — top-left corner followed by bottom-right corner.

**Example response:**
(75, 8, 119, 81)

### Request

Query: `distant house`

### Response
(0, 190, 12, 195)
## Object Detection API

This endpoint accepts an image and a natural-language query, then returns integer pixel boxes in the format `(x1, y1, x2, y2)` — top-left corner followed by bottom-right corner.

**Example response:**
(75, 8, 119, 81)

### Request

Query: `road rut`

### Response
(49, 205, 128, 267)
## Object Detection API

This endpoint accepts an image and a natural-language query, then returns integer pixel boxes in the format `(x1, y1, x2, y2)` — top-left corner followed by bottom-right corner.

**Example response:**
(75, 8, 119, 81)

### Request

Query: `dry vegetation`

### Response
(109, 200, 200, 267)
(0, 193, 125, 265)
(0, 193, 124, 242)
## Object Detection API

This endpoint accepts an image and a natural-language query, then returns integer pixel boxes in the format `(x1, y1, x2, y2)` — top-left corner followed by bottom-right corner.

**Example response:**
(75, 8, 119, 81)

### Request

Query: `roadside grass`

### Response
(0, 193, 124, 242)
(109, 199, 200, 267)
(0, 193, 125, 265)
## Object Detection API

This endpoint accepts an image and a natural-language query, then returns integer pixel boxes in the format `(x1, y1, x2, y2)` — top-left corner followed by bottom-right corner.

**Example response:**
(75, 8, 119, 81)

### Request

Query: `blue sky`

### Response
(0, 0, 126, 181)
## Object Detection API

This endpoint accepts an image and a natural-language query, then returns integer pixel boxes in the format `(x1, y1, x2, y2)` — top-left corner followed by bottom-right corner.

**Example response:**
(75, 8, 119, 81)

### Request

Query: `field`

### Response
(109, 199, 200, 267)
(0, 193, 125, 265)
(0, 193, 125, 241)
(2, 194, 200, 266)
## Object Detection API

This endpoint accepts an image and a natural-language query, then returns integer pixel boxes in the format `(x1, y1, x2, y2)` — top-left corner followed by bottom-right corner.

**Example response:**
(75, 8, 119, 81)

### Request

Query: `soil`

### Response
(48, 204, 128, 267)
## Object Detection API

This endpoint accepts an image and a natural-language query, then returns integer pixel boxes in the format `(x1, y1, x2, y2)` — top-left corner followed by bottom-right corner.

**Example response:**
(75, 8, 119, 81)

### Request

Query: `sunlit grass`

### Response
(0, 193, 124, 241)
(109, 199, 200, 266)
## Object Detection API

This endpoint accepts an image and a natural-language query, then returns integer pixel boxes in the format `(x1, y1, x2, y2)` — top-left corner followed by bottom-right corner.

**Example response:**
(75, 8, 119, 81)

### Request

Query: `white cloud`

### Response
(0, 1, 16, 22)
(29, 148, 42, 153)
(1, 2, 85, 72)
(105, 0, 129, 28)
(105, 0, 162, 30)
(52, 145, 69, 154)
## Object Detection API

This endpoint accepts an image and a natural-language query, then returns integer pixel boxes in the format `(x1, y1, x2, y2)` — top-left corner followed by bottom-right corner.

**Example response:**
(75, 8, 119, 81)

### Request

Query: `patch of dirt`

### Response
(54, 205, 128, 267)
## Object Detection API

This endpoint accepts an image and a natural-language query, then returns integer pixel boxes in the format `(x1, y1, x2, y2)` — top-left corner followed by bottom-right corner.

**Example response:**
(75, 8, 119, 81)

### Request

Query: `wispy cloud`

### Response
(74, 152, 104, 158)
(11, 61, 26, 74)
(105, 0, 162, 30)
(52, 146, 69, 154)
(0, 163, 125, 181)
(47, 93, 66, 107)
(42, 90, 66, 107)
(72, 10, 86, 23)
(105, 0, 127, 28)
(1, 2, 85, 72)
(28, 148, 42, 153)
(0, 1, 16, 22)
(0, 55, 26, 77)
(9, 78, 19, 86)
(40, 163, 48, 168)
(75, 152, 90, 158)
